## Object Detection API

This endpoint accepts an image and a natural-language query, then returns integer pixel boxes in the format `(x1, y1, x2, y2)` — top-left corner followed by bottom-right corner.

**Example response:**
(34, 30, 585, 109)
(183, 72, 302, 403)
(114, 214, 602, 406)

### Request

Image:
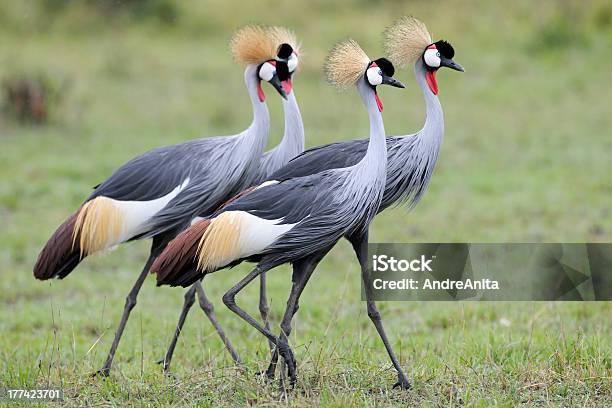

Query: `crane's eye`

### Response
(423, 48, 441, 68)
(287, 53, 298, 73)
(258, 61, 276, 82)
(366, 66, 383, 86)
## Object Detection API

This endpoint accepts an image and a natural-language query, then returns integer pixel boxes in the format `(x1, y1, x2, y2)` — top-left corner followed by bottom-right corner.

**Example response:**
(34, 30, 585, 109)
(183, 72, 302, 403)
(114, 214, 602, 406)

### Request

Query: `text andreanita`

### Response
(372, 278, 500, 291)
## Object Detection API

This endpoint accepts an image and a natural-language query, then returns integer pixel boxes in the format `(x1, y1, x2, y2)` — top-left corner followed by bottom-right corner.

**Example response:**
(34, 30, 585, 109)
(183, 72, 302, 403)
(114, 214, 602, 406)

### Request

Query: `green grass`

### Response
(1, 1, 611, 406)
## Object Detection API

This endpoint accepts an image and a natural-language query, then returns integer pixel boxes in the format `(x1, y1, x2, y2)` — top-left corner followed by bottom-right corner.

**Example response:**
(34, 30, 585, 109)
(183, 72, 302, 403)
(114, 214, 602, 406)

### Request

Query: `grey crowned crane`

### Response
(160, 27, 305, 373)
(33, 25, 293, 377)
(255, 17, 463, 389)
(151, 39, 405, 387)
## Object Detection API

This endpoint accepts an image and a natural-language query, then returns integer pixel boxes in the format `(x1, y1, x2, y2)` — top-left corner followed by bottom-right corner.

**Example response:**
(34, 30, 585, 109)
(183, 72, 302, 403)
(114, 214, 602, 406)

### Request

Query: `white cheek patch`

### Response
(259, 62, 276, 82)
(366, 66, 383, 86)
(287, 53, 298, 73)
(424, 49, 441, 68)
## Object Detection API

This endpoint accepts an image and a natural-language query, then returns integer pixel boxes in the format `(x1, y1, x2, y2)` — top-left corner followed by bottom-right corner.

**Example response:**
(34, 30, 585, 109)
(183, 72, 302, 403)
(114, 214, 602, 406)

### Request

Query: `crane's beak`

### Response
(269, 74, 287, 99)
(440, 57, 464, 72)
(382, 76, 405, 88)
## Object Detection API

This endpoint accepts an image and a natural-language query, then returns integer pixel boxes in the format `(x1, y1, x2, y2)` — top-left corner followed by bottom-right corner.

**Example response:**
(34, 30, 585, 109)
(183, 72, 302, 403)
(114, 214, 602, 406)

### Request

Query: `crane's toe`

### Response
(90, 367, 110, 379)
(392, 373, 411, 390)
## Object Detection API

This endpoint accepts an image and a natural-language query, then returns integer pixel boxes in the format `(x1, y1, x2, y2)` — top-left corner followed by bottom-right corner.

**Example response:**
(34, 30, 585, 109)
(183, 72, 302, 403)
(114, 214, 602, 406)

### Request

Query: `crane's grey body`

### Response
(34, 64, 290, 377)
(269, 59, 443, 214)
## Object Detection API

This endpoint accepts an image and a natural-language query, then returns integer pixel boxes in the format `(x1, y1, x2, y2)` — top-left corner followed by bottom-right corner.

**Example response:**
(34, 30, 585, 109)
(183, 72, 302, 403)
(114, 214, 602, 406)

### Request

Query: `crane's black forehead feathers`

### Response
(277, 43, 294, 60)
(372, 57, 395, 77)
(434, 40, 454, 59)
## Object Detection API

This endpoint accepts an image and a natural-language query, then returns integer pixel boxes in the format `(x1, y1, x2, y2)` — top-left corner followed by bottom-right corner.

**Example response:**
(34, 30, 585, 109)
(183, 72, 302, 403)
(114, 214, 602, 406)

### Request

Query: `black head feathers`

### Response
(277, 43, 293, 60)
(434, 40, 454, 59)
(275, 60, 290, 81)
(372, 57, 395, 77)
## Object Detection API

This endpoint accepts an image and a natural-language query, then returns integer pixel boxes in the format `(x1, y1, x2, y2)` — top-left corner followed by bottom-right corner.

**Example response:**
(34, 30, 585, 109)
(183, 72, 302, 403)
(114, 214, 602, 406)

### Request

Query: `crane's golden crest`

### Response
(325, 39, 370, 89)
(73, 197, 125, 256)
(268, 26, 301, 56)
(384, 16, 432, 69)
(230, 25, 278, 65)
(196, 212, 243, 272)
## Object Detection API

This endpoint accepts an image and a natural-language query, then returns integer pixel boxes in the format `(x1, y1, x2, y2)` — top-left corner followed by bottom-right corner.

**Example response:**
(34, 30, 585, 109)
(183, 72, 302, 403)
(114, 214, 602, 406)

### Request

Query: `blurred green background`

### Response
(0, 1, 610, 406)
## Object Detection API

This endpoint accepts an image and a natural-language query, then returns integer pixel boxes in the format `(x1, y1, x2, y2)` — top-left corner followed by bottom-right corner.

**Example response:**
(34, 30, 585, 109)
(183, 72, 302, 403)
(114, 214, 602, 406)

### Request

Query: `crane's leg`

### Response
(93, 252, 156, 377)
(159, 280, 241, 373)
(158, 284, 197, 373)
(272, 254, 324, 389)
(349, 231, 411, 390)
(195, 281, 242, 364)
(222, 264, 298, 387)
(264, 248, 330, 379)
(259, 272, 275, 354)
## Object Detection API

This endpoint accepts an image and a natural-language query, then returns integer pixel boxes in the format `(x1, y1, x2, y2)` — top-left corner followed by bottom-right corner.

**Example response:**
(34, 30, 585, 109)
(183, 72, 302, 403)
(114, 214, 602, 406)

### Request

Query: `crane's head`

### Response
(275, 43, 299, 94)
(325, 39, 405, 112)
(384, 16, 463, 95)
(268, 26, 301, 94)
(230, 25, 288, 101)
(364, 57, 405, 111)
(256, 59, 288, 101)
(421, 40, 463, 94)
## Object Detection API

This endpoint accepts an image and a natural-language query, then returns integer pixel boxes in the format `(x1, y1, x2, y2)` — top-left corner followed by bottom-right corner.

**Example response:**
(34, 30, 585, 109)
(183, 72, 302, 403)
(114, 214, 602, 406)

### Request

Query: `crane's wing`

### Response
(34, 139, 225, 279)
(88, 139, 225, 202)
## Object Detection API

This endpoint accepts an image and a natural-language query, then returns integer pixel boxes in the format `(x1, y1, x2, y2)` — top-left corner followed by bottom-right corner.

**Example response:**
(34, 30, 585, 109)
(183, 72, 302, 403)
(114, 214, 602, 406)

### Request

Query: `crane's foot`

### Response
(392, 373, 411, 390)
(255, 359, 277, 380)
(155, 358, 176, 378)
(277, 341, 297, 388)
(90, 367, 110, 379)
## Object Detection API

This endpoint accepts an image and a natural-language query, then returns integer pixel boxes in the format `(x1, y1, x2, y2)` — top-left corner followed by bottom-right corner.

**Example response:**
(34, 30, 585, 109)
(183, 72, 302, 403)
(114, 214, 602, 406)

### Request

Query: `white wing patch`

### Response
(75, 178, 191, 255)
(255, 180, 279, 190)
(113, 178, 190, 241)
(197, 210, 295, 271)
(235, 212, 294, 260)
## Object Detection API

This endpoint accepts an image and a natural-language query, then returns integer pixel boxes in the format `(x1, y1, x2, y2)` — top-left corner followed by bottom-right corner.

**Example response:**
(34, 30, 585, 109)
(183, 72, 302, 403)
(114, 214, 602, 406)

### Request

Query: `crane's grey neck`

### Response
(241, 64, 270, 155)
(356, 79, 387, 173)
(413, 59, 444, 143)
(381, 59, 445, 211)
(267, 90, 304, 165)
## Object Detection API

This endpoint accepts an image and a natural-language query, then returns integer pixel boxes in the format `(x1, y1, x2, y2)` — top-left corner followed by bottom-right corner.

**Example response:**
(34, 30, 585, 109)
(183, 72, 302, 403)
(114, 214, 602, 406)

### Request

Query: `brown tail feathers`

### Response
(151, 219, 211, 287)
(33, 210, 83, 280)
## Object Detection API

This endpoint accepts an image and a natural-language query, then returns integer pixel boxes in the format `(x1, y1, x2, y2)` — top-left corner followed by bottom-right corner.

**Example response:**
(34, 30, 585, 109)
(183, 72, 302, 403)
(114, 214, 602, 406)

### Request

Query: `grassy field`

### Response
(1, 1, 611, 406)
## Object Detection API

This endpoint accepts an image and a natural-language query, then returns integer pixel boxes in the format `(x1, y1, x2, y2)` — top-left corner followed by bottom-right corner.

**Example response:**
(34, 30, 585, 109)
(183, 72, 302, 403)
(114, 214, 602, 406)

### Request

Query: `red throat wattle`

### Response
(282, 79, 292, 94)
(374, 92, 383, 112)
(257, 81, 265, 102)
(425, 70, 438, 95)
